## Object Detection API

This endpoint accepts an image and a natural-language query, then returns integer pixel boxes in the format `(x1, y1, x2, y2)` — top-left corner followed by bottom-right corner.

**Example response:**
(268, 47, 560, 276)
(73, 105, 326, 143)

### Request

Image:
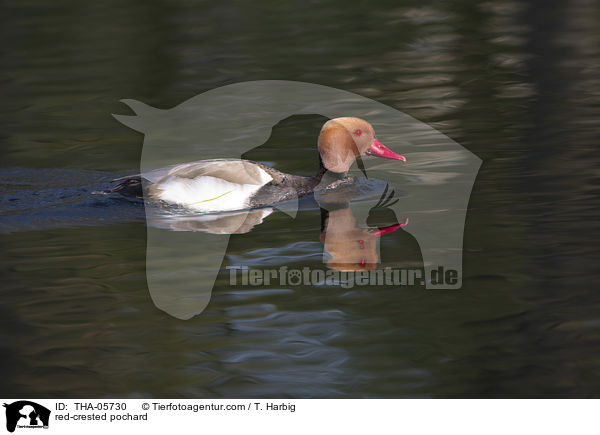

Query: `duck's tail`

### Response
(95, 174, 144, 199)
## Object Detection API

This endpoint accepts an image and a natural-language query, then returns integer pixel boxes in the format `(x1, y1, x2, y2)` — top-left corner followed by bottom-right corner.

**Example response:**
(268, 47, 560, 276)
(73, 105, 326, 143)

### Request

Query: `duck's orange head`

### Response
(318, 117, 406, 173)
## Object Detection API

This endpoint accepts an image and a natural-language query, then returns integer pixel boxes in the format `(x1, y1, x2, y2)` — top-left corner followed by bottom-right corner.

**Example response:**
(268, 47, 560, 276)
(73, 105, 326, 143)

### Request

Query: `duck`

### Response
(108, 117, 406, 212)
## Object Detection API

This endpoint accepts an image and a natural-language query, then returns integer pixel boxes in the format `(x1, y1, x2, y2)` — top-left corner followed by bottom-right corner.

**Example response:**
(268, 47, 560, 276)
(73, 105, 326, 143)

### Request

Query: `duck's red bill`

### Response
(367, 138, 406, 161)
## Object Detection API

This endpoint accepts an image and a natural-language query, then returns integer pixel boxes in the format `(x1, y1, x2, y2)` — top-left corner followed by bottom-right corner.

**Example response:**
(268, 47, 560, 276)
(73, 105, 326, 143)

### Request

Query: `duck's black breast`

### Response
(248, 164, 321, 208)
(248, 162, 350, 208)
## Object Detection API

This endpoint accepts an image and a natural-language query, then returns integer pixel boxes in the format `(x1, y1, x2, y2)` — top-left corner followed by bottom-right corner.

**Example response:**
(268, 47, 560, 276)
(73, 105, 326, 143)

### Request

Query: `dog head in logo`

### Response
(3, 401, 50, 433)
(113, 80, 481, 319)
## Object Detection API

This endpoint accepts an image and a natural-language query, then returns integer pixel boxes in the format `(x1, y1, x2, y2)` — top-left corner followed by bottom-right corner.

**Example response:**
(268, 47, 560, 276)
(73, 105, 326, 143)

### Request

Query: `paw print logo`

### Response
(287, 269, 302, 285)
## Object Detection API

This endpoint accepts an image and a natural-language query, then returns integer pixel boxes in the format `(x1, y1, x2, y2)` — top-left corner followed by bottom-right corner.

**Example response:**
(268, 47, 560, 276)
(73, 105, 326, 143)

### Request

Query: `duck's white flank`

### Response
(155, 167, 273, 212)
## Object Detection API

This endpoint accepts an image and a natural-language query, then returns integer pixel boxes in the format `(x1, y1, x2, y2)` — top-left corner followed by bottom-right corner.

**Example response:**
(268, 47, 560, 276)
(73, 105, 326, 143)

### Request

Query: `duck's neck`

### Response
(315, 154, 347, 184)
(277, 155, 350, 196)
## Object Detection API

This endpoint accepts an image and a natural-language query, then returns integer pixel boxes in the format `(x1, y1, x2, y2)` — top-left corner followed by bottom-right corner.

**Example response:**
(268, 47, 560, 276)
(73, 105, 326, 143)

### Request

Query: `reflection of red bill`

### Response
(366, 138, 406, 162)
(370, 218, 409, 237)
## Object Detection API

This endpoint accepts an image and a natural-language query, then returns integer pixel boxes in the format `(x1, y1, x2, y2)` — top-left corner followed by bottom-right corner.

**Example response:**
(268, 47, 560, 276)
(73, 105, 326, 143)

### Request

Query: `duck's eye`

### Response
(354, 129, 362, 136)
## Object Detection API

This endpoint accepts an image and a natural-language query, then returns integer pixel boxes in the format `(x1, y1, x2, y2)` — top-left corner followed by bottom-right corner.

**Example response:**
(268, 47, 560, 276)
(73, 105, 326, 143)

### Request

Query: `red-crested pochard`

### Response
(109, 117, 405, 212)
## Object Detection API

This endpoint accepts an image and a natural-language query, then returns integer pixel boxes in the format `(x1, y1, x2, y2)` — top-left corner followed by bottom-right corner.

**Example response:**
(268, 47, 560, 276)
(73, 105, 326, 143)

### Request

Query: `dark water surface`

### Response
(1, 0, 599, 397)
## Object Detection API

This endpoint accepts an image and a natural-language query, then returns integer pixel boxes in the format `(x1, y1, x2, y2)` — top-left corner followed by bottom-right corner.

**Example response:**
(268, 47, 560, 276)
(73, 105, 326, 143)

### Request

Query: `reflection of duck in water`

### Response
(107, 117, 405, 212)
(319, 185, 407, 271)
(147, 207, 274, 234)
